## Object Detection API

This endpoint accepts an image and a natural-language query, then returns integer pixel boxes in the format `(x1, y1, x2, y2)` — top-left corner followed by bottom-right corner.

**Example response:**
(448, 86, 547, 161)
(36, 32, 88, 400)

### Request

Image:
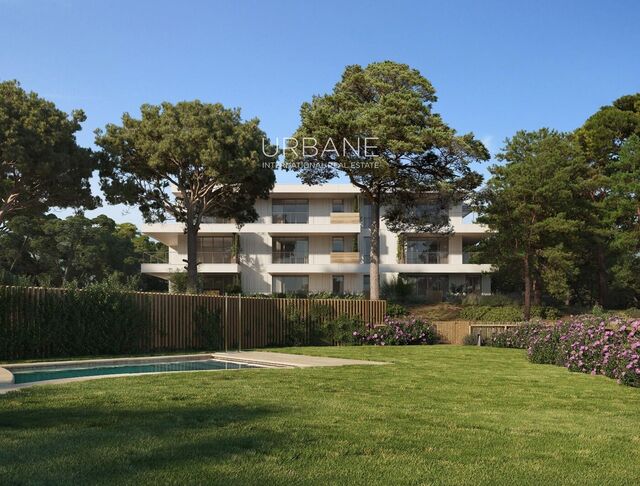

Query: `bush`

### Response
(462, 334, 481, 346)
(460, 305, 559, 321)
(462, 293, 519, 307)
(354, 316, 436, 345)
(386, 303, 409, 317)
(0, 281, 150, 360)
(485, 317, 640, 387)
(381, 276, 415, 303)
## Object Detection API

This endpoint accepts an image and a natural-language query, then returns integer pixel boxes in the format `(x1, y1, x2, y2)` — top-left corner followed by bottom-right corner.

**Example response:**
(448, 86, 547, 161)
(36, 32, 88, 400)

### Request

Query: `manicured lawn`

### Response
(1, 346, 639, 485)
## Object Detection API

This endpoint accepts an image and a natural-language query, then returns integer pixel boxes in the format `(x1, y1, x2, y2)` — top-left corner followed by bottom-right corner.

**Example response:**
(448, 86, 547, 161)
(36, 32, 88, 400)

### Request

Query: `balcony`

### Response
(330, 212, 360, 224)
(330, 252, 360, 264)
(272, 212, 309, 224)
(405, 250, 449, 264)
(272, 251, 309, 264)
(198, 251, 236, 264)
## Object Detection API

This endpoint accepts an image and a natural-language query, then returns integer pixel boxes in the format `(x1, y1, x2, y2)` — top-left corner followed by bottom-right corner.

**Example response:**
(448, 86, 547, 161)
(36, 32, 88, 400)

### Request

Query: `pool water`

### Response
(11, 360, 257, 384)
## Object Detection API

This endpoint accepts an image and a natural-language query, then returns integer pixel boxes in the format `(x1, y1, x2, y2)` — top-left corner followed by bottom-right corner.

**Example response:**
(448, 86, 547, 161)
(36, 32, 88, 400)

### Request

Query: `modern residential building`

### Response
(141, 184, 492, 302)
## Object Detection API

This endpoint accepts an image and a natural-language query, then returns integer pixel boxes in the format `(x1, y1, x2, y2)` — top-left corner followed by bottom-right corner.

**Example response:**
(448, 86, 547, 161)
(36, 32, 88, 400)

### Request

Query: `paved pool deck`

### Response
(212, 351, 388, 368)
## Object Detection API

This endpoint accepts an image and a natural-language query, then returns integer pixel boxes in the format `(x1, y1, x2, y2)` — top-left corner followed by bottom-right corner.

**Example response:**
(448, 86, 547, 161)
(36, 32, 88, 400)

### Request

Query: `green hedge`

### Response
(0, 283, 150, 360)
(459, 305, 559, 321)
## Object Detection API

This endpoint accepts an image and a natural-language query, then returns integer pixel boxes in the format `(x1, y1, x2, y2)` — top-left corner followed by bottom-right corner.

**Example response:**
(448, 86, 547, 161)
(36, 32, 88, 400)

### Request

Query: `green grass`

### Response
(1, 346, 639, 485)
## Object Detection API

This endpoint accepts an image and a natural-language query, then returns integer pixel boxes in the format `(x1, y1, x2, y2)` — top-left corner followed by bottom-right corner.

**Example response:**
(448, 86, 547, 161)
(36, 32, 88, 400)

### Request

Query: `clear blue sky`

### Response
(2, 0, 639, 228)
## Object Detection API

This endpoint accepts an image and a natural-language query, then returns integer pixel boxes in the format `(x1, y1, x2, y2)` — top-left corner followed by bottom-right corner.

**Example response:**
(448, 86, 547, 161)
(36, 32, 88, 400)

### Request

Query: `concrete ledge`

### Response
(213, 351, 388, 368)
(0, 367, 14, 385)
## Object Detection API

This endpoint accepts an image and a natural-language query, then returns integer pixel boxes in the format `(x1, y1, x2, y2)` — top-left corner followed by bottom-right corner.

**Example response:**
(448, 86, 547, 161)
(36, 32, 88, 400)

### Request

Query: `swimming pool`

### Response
(9, 359, 259, 384)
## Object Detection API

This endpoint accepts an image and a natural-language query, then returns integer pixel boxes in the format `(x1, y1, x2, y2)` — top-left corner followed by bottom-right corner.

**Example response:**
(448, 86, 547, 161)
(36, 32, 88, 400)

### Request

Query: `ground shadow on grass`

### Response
(0, 401, 293, 484)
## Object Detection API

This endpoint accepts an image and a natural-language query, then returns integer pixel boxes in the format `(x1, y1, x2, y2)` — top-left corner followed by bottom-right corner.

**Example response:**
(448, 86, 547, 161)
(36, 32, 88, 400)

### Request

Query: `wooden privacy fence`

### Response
(0, 286, 386, 360)
(434, 321, 525, 345)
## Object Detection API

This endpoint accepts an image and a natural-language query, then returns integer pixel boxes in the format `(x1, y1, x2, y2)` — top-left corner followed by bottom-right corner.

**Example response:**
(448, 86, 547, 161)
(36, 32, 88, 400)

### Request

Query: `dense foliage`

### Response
(0, 281, 151, 360)
(287, 61, 489, 299)
(355, 316, 437, 345)
(486, 317, 640, 387)
(0, 81, 97, 231)
(96, 100, 276, 292)
(0, 213, 166, 290)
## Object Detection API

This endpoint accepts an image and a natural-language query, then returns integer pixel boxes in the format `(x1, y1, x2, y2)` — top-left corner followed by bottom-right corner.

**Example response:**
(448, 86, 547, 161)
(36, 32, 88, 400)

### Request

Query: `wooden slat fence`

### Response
(0, 286, 386, 360)
(434, 321, 525, 345)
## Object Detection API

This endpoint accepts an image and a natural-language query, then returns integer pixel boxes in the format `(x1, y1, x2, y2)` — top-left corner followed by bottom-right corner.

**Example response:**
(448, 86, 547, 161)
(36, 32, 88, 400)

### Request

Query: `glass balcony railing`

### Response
(272, 251, 309, 264)
(405, 250, 448, 264)
(463, 251, 480, 264)
(198, 251, 236, 264)
(142, 252, 169, 264)
(272, 212, 309, 224)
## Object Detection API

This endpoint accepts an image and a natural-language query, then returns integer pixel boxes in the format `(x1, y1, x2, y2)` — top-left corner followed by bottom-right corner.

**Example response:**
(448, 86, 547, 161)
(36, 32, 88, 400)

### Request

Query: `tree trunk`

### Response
(185, 222, 199, 293)
(533, 275, 542, 306)
(596, 246, 607, 306)
(523, 253, 532, 321)
(369, 199, 381, 300)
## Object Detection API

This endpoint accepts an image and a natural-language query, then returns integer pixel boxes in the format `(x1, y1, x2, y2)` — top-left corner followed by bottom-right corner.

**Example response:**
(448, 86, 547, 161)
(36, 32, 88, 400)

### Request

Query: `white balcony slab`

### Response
(265, 263, 493, 274)
(141, 263, 239, 277)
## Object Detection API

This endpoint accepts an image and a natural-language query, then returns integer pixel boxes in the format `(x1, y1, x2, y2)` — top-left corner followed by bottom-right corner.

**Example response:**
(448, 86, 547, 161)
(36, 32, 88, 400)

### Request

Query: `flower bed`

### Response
(486, 317, 640, 387)
(355, 316, 437, 345)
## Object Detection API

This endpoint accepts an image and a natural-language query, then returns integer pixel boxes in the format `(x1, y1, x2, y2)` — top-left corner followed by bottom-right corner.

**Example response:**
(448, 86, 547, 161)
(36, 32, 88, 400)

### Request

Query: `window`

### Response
(272, 237, 309, 263)
(272, 199, 308, 224)
(332, 236, 344, 252)
(360, 199, 372, 228)
(332, 275, 344, 295)
(405, 238, 448, 264)
(332, 199, 344, 213)
(363, 275, 370, 298)
(197, 236, 233, 263)
(362, 237, 371, 263)
(400, 274, 450, 303)
(272, 275, 309, 294)
(463, 238, 482, 263)
(201, 274, 237, 294)
(465, 275, 481, 294)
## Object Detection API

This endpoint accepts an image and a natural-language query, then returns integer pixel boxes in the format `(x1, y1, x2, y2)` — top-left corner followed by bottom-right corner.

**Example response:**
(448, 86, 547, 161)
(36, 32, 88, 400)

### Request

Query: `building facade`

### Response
(141, 184, 492, 301)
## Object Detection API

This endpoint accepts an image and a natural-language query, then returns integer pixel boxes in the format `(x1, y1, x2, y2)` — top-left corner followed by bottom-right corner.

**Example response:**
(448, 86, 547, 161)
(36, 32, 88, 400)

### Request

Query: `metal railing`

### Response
(197, 251, 236, 264)
(463, 251, 480, 264)
(272, 251, 309, 264)
(405, 250, 449, 264)
(272, 212, 309, 224)
(142, 252, 169, 264)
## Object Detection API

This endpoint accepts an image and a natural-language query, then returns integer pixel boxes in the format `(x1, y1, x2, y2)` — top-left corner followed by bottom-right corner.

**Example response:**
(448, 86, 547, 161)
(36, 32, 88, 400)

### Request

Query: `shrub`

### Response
(381, 276, 415, 303)
(0, 281, 150, 360)
(460, 305, 559, 321)
(193, 306, 222, 349)
(386, 303, 409, 317)
(354, 316, 436, 345)
(485, 317, 640, 387)
(462, 334, 481, 346)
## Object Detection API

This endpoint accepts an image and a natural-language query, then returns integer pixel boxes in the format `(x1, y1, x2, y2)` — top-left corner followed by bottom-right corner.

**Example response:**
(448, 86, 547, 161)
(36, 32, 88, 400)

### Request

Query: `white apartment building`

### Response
(141, 184, 492, 301)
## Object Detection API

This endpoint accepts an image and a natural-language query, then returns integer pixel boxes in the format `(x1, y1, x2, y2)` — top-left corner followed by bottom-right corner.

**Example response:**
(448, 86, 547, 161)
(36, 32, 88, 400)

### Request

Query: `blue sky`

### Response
(2, 0, 639, 228)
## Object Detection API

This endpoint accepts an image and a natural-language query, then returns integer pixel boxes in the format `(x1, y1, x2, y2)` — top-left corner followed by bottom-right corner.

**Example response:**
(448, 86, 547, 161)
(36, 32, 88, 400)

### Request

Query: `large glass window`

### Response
(201, 274, 238, 294)
(465, 275, 482, 294)
(405, 238, 448, 264)
(272, 275, 309, 294)
(363, 274, 370, 298)
(332, 275, 344, 295)
(400, 274, 449, 303)
(362, 237, 371, 263)
(332, 236, 344, 252)
(197, 236, 234, 263)
(272, 237, 309, 263)
(360, 200, 372, 229)
(272, 199, 309, 224)
(463, 238, 482, 263)
(332, 199, 344, 213)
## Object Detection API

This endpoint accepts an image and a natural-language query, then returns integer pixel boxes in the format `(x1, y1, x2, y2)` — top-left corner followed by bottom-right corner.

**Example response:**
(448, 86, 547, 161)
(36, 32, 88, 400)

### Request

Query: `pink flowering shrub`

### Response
(488, 317, 640, 387)
(354, 316, 437, 345)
